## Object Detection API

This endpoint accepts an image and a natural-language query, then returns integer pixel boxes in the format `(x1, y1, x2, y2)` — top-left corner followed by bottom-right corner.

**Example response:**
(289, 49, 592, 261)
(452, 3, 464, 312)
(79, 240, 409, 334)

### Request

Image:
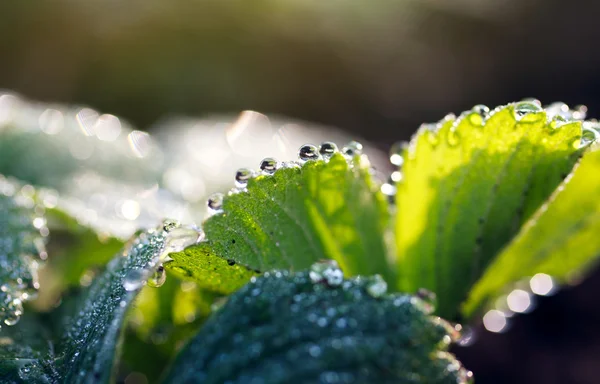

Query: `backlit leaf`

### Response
(395, 102, 585, 318)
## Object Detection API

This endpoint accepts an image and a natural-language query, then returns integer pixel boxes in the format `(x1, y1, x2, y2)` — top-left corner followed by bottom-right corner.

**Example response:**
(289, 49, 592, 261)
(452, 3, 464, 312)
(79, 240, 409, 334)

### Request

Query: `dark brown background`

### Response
(2, 1, 600, 382)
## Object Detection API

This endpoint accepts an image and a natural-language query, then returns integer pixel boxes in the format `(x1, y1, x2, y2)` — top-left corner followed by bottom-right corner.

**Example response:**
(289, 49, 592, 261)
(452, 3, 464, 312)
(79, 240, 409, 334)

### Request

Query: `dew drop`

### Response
(207, 193, 224, 214)
(482, 309, 507, 333)
(420, 124, 439, 146)
(235, 168, 253, 189)
(390, 171, 403, 183)
(545, 102, 571, 121)
(529, 273, 554, 295)
(259, 158, 278, 175)
(147, 265, 166, 288)
(298, 144, 320, 163)
(472, 104, 490, 115)
(19, 365, 32, 380)
(4, 311, 20, 326)
(446, 129, 461, 146)
(469, 104, 490, 126)
(573, 104, 588, 120)
(309, 260, 344, 286)
(123, 268, 148, 291)
(341, 141, 363, 157)
(522, 98, 542, 107)
(164, 225, 204, 253)
(308, 345, 322, 358)
(549, 115, 567, 130)
(513, 101, 543, 122)
(162, 219, 180, 233)
(506, 289, 532, 313)
(0, 292, 23, 327)
(366, 275, 387, 298)
(580, 126, 599, 147)
(380, 182, 396, 197)
(318, 142, 338, 159)
(389, 142, 405, 166)
(1, 297, 23, 326)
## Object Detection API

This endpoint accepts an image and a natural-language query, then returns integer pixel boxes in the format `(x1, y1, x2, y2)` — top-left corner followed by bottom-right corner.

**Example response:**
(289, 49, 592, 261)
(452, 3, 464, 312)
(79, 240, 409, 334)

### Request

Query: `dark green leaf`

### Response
(0, 312, 55, 383)
(164, 266, 471, 383)
(9, 222, 202, 383)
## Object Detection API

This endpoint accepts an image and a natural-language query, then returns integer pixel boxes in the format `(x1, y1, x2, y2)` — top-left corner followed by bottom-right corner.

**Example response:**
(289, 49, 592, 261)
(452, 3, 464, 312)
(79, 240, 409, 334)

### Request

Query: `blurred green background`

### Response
(3, 0, 600, 148)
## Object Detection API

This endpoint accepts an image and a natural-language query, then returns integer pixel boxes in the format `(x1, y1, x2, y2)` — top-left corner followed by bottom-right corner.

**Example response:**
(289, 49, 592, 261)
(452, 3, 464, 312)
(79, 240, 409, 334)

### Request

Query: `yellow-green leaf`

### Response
(395, 102, 584, 318)
(464, 146, 600, 316)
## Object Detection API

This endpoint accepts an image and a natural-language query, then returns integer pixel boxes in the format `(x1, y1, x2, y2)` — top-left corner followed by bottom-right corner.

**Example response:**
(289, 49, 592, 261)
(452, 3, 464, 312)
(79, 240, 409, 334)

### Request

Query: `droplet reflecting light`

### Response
(530, 273, 554, 296)
(483, 309, 507, 333)
(506, 289, 532, 313)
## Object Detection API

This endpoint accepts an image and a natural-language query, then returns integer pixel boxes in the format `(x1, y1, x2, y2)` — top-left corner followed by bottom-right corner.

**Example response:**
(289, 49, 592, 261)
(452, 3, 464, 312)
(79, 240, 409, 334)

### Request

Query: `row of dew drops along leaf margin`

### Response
(383, 100, 596, 202)
(124, 139, 370, 294)
(0, 136, 370, 327)
(1, 96, 598, 335)
(389, 99, 599, 337)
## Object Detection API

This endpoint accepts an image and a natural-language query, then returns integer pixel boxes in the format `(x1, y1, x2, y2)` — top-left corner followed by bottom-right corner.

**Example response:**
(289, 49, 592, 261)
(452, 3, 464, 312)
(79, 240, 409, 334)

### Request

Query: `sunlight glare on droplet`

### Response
(482, 309, 507, 333)
(120, 199, 141, 221)
(380, 183, 396, 196)
(32, 217, 46, 229)
(506, 289, 532, 313)
(530, 273, 554, 295)
(39, 109, 64, 135)
(128, 130, 153, 158)
(94, 114, 122, 141)
(76, 108, 99, 136)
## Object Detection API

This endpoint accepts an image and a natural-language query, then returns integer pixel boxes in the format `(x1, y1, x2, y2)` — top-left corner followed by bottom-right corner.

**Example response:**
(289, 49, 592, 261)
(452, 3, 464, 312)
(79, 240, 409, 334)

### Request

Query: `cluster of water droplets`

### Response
(0, 176, 49, 328)
(205, 141, 366, 217)
(170, 259, 472, 383)
(513, 100, 600, 147)
(122, 219, 204, 292)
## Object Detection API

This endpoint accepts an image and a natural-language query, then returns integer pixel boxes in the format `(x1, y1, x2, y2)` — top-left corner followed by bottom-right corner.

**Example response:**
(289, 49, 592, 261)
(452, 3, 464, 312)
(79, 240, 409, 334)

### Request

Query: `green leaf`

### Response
(121, 277, 215, 383)
(167, 151, 393, 293)
(4, 222, 199, 383)
(45, 224, 180, 383)
(0, 176, 48, 328)
(34, 209, 123, 310)
(395, 102, 584, 318)
(464, 146, 600, 316)
(164, 266, 472, 384)
(0, 312, 55, 383)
